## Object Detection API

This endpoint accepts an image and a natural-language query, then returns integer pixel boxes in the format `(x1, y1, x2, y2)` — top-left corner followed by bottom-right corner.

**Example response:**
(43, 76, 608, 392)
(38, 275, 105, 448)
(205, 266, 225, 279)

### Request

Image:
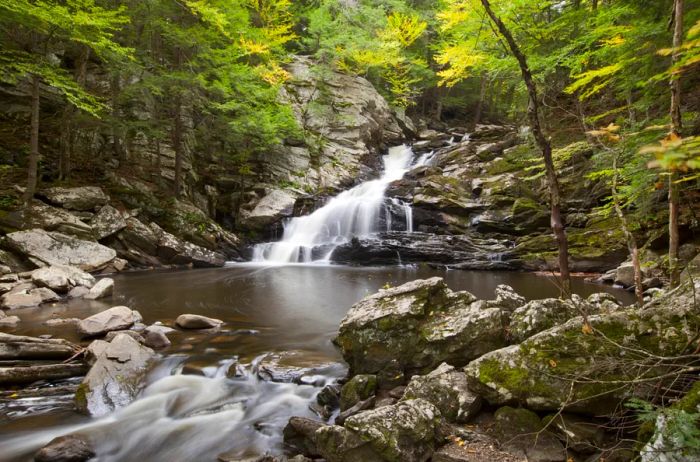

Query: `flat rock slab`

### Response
(4, 229, 116, 272)
(40, 186, 109, 211)
(78, 306, 137, 338)
(76, 333, 154, 416)
(84, 278, 114, 300)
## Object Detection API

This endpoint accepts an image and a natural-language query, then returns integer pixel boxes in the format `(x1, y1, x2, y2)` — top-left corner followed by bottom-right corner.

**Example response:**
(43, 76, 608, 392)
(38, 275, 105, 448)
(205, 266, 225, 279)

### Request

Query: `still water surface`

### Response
(0, 265, 633, 461)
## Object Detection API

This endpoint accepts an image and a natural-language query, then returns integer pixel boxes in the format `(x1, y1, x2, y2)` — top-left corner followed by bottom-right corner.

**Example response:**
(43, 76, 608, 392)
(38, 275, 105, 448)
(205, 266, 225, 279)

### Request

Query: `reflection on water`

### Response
(0, 265, 633, 461)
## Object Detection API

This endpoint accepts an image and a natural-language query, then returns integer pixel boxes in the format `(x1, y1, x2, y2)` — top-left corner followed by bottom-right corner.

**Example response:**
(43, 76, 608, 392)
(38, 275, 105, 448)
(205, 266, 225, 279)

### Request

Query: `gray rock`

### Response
(44, 317, 80, 327)
(68, 286, 90, 299)
(335, 278, 506, 387)
(104, 330, 144, 343)
(175, 314, 223, 329)
(0, 264, 10, 275)
(30, 287, 61, 303)
(489, 284, 526, 312)
(143, 329, 171, 349)
(84, 278, 114, 300)
(76, 333, 154, 416)
(5, 230, 116, 272)
(22, 201, 95, 240)
(91, 205, 127, 240)
(32, 265, 96, 293)
(0, 273, 19, 283)
(41, 186, 109, 211)
(78, 306, 137, 338)
(1, 291, 43, 309)
(34, 434, 95, 462)
(402, 363, 481, 423)
(316, 399, 443, 462)
(239, 189, 297, 230)
(509, 295, 593, 343)
(614, 262, 642, 288)
(0, 315, 20, 327)
(283, 416, 325, 457)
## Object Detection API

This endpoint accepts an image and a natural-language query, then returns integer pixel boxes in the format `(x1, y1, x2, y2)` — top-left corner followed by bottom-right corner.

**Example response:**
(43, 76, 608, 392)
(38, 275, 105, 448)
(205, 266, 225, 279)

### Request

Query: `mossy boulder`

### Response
(335, 278, 508, 387)
(465, 281, 700, 415)
(315, 399, 443, 462)
(340, 374, 378, 411)
(401, 362, 482, 423)
(509, 295, 595, 343)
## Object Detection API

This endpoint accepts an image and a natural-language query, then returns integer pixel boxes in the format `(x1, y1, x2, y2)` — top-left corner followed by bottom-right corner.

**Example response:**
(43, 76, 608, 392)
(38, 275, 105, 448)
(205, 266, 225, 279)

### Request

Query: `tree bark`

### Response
(23, 73, 41, 218)
(173, 48, 184, 199)
(0, 363, 87, 385)
(480, 0, 571, 296)
(668, 0, 684, 287)
(473, 73, 488, 128)
(612, 156, 644, 307)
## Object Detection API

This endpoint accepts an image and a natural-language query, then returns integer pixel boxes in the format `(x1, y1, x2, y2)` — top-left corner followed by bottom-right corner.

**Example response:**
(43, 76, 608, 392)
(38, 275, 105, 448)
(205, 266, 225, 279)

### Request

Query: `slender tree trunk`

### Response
(23, 74, 41, 218)
(110, 72, 123, 161)
(669, 0, 684, 287)
(173, 48, 184, 199)
(612, 156, 644, 307)
(480, 0, 571, 296)
(473, 73, 488, 128)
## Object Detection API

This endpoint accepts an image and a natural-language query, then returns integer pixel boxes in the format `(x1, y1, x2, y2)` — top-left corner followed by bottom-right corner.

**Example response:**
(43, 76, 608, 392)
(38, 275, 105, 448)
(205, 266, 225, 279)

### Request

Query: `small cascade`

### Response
(253, 145, 418, 264)
(414, 150, 436, 168)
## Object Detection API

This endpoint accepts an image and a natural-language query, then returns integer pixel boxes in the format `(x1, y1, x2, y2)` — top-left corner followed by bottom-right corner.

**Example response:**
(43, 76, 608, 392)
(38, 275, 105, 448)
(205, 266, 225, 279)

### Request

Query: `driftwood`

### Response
(0, 333, 80, 360)
(0, 363, 88, 385)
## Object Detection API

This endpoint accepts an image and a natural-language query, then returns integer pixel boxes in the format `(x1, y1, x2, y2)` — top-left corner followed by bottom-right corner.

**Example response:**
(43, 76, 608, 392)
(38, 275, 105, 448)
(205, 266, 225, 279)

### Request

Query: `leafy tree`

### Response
(0, 0, 130, 212)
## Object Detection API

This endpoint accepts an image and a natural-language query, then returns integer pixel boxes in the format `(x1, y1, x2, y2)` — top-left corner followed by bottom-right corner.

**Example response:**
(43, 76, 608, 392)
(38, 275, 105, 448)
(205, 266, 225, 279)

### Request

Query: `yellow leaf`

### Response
(582, 323, 594, 335)
(549, 359, 557, 368)
(9, 392, 18, 398)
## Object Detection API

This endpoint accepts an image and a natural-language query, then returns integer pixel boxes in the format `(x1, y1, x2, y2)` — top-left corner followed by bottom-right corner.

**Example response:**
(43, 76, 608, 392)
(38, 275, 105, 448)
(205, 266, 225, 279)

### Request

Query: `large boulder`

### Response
(239, 189, 296, 230)
(25, 201, 95, 240)
(465, 281, 700, 415)
(3, 229, 116, 272)
(77, 306, 138, 338)
(1, 290, 43, 309)
(401, 363, 481, 423)
(91, 204, 127, 240)
(31, 265, 95, 293)
(175, 314, 222, 329)
(315, 399, 443, 462)
(491, 407, 566, 462)
(335, 278, 507, 387)
(40, 186, 109, 211)
(75, 333, 154, 416)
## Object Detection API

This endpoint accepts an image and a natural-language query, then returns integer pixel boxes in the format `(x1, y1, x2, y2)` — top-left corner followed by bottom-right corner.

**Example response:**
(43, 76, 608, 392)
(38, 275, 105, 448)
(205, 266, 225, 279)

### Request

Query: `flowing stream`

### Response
(252, 145, 419, 264)
(0, 265, 634, 461)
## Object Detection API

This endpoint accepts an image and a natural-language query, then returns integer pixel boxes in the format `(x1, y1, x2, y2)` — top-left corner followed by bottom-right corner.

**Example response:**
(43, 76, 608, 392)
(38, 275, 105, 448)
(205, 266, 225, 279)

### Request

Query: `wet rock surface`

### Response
(34, 434, 96, 462)
(75, 333, 155, 416)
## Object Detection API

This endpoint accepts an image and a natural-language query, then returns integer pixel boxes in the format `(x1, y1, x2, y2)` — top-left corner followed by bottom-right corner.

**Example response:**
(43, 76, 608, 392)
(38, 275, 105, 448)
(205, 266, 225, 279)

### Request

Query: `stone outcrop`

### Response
(34, 435, 96, 462)
(464, 280, 700, 415)
(75, 333, 155, 416)
(31, 265, 95, 293)
(175, 314, 223, 329)
(335, 278, 508, 387)
(40, 186, 110, 211)
(3, 229, 116, 272)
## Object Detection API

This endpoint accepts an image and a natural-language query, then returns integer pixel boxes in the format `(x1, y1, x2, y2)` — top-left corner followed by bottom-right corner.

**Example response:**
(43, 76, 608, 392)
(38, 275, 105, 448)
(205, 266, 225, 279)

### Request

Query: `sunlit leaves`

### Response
(644, 135, 700, 173)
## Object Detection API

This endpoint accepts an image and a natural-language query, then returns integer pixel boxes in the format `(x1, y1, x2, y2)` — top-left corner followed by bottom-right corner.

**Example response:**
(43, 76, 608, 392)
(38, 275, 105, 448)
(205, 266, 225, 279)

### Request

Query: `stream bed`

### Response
(0, 264, 634, 461)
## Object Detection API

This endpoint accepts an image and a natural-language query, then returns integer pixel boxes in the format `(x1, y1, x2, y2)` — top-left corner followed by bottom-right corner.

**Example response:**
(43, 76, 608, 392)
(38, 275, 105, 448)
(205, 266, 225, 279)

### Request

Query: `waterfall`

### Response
(252, 145, 416, 264)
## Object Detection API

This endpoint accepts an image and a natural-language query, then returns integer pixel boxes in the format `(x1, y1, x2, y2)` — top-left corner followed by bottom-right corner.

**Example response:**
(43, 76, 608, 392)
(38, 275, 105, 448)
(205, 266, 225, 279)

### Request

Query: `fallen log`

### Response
(0, 333, 80, 360)
(0, 363, 88, 385)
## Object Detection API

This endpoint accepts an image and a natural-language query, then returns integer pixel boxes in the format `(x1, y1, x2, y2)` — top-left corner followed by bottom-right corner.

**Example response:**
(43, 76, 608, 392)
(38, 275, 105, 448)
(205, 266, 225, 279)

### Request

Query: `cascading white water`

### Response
(253, 145, 417, 264)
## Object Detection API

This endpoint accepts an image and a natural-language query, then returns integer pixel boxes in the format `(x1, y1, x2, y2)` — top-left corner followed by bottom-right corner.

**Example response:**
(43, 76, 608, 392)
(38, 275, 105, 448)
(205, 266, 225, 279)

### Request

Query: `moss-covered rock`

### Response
(315, 399, 443, 462)
(401, 362, 482, 423)
(465, 280, 700, 415)
(335, 278, 507, 387)
(509, 295, 595, 343)
(340, 375, 378, 411)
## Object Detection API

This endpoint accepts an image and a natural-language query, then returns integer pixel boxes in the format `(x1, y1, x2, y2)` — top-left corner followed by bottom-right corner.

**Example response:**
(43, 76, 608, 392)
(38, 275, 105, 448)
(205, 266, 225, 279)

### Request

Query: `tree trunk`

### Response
(612, 156, 644, 307)
(668, 0, 684, 287)
(473, 73, 488, 128)
(23, 73, 40, 218)
(480, 0, 571, 296)
(110, 72, 123, 161)
(173, 48, 184, 199)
